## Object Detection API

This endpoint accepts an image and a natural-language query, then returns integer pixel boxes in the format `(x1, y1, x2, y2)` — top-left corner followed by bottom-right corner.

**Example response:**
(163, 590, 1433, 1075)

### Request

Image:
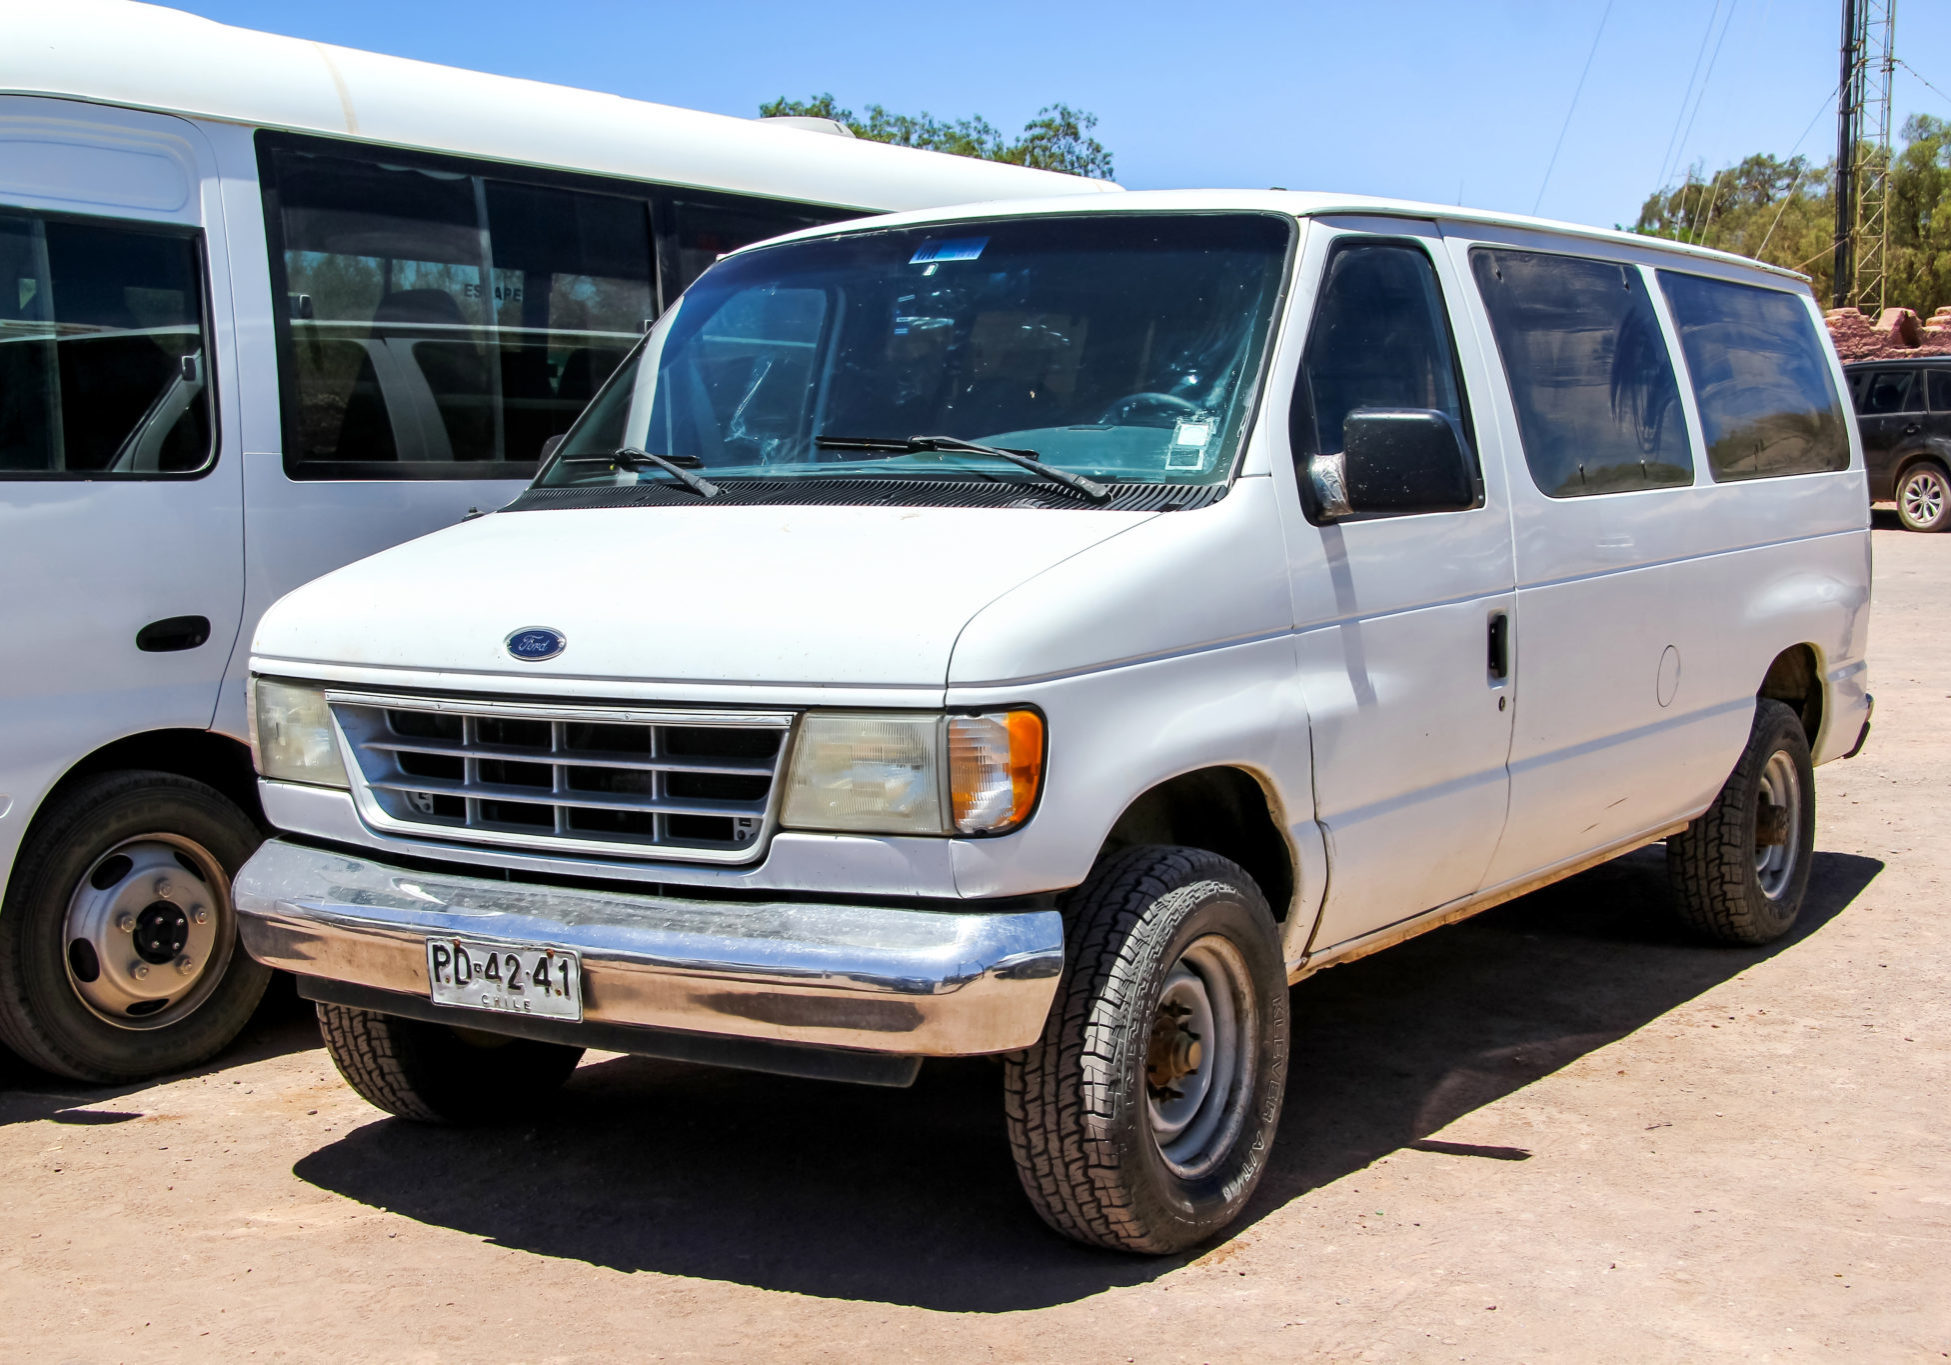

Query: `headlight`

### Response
(780, 710, 1044, 837)
(947, 710, 1044, 834)
(249, 678, 348, 788)
(781, 713, 945, 834)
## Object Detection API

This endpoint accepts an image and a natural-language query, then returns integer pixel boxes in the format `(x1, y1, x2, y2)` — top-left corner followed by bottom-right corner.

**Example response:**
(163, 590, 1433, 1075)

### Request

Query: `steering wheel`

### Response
(1096, 391, 1204, 428)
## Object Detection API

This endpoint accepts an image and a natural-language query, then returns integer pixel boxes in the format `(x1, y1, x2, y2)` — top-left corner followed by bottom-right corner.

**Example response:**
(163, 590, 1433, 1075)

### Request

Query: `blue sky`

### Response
(167, 0, 1951, 233)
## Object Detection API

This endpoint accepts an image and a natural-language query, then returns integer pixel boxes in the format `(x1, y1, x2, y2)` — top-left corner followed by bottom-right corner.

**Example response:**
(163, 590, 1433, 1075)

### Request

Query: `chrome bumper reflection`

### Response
(234, 839, 1064, 1056)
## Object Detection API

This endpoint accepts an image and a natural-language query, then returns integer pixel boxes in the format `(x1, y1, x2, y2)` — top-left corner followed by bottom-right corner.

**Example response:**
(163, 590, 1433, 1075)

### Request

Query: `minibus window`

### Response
(0, 211, 212, 478)
(1658, 271, 1850, 481)
(260, 135, 657, 479)
(1471, 248, 1693, 498)
(664, 197, 852, 300)
(1290, 238, 1477, 517)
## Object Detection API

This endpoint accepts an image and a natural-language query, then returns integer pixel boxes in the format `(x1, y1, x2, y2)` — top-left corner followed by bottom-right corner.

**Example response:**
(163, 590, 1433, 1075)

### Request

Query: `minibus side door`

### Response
(1274, 219, 1518, 954)
(0, 99, 245, 875)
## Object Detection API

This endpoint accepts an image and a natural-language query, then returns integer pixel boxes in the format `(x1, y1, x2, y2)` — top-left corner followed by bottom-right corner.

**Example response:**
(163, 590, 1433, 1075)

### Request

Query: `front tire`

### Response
(317, 1002, 584, 1124)
(1667, 699, 1816, 946)
(1005, 846, 1288, 1254)
(1895, 461, 1951, 532)
(0, 770, 271, 1082)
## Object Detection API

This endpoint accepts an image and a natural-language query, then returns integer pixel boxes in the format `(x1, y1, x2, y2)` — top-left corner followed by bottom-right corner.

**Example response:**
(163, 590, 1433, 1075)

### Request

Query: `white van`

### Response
(0, 0, 1114, 1083)
(232, 191, 1872, 1253)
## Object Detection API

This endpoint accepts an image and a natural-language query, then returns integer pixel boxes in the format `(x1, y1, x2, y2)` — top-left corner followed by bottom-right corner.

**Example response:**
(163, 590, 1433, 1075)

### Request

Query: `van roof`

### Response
(749, 188, 1809, 285)
(0, 0, 1122, 212)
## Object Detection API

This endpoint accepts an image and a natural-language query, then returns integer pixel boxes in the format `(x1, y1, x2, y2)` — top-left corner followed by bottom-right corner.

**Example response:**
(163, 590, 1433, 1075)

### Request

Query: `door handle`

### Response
(1487, 612, 1510, 681)
(1904, 423, 1921, 435)
(136, 615, 211, 652)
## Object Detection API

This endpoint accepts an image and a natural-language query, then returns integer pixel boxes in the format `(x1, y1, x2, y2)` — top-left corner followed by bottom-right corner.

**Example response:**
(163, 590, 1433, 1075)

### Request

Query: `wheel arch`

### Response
(13, 731, 264, 881)
(1758, 644, 1825, 749)
(1095, 765, 1296, 923)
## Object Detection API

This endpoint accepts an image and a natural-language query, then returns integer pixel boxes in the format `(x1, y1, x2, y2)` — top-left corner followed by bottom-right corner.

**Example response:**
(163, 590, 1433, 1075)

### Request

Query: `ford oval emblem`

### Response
(505, 627, 566, 662)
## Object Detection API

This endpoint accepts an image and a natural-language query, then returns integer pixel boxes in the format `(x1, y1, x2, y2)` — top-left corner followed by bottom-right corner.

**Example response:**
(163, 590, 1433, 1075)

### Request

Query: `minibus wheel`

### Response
(316, 1002, 584, 1123)
(1667, 700, 1816, 946)
(0, 770, 271, 1082)
(1004, 846, 1288, 1254)
(1895, 461, 1951, 532)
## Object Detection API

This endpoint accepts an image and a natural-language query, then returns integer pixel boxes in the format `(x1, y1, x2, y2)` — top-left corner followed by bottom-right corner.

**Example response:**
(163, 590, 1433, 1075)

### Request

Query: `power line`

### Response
(1534, 0, 1615, 216)
(1672, 0, 1744, 193)
(1658, 0, 1727, 190)
(1895, 57, 1951, 110)
(1756, 83, 1843, 256)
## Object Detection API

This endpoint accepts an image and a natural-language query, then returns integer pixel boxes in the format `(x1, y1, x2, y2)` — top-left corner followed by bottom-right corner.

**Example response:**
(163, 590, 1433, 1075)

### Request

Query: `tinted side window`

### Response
(1861, 369, 1920, 414)
(261, 135, 656, 479)
(664, 196, 852, 300)
(0, 211, 212, 478)
(1658, 271, 1849, 480)
(1471, 249, 1691, 497)
(1291, 240, 1476, 513)
(1930, 369, 1951, 412)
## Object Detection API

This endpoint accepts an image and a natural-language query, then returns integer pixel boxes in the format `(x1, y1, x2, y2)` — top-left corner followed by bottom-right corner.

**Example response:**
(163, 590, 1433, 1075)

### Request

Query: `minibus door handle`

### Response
(1487, 612, 1510, 681)
(136, 615, 211, 652)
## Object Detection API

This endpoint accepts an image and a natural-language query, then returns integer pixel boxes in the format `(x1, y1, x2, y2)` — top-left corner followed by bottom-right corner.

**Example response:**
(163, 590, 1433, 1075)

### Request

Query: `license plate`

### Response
(426, 938, 582, 1021)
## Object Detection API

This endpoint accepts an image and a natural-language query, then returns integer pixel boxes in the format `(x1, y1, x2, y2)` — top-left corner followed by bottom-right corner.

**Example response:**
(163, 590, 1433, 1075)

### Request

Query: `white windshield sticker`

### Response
(1166, 420, 1213, 469)
(909, 237, 989, 265)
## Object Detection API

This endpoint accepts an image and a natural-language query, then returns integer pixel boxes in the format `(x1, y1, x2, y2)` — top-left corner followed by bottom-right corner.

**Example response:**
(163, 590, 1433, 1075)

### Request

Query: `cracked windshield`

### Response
(539, 213, 1291, 496)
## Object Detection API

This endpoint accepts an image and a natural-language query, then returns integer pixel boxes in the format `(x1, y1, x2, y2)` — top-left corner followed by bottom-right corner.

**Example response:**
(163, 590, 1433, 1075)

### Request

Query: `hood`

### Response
(253, 503, 1154, 688)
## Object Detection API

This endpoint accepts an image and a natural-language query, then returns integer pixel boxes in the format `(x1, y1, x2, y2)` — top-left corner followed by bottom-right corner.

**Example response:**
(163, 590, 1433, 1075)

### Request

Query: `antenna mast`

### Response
(1833, 0, 1896, 310)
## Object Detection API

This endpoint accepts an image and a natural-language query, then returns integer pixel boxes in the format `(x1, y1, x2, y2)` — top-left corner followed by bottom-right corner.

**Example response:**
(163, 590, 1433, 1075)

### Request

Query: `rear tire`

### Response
(1895, 461, 1951, 532)
(317, 1002, 584, 1124)
(0, 770, 271, 1082)
(1004, 846, 1288, 1254)
(1667, 699, 1816, 946)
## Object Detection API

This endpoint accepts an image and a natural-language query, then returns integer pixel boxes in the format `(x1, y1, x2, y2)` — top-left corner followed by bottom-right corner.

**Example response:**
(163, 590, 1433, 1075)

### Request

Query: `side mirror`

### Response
(1307, 409, 1477, 521)
(539, 433, 566, 464)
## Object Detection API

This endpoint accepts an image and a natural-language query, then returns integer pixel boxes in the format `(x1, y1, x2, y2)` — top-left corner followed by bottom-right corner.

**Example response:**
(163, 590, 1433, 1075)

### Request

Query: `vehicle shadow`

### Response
(0, 972, 320, 1126)
(291, 847, 1880, 1313)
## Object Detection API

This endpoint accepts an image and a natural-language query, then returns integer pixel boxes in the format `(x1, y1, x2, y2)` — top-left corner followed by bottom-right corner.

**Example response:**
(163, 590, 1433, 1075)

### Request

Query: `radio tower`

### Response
(1833, 0, 1897, 310)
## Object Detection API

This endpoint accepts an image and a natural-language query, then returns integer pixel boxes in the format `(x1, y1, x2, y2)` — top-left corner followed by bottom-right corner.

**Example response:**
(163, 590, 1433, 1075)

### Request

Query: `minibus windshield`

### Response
(536, 213, 1291, 500)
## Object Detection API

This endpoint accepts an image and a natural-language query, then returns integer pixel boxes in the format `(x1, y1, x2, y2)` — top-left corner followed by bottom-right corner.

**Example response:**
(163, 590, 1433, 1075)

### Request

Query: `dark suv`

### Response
(1845, 358, 1951, 531)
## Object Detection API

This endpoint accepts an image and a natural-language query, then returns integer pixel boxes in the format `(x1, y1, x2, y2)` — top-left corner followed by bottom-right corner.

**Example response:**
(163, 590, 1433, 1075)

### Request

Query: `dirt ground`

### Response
(3, 520, 1947, 1364)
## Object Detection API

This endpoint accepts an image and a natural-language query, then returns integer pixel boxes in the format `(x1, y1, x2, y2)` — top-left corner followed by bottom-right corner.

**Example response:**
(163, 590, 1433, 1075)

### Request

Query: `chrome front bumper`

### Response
(234, 839, 1065, 1058)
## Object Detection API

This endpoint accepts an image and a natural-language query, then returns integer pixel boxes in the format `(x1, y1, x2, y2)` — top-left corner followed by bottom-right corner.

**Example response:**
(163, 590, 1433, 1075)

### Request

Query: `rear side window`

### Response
(260, 135, 656, 479)
(1291, 238, 1476, 512)
(1471, 248, 1691, 497)
(1853, 369, 1919, 414)
(1658, 271, 1849, 480)
(1930, 369, 1951, 412)
(0, 210, 213, 478)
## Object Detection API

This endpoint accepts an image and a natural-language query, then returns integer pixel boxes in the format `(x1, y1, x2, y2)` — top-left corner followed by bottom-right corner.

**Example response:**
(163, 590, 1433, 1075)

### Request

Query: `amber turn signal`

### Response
(947, 709, 1045, 834)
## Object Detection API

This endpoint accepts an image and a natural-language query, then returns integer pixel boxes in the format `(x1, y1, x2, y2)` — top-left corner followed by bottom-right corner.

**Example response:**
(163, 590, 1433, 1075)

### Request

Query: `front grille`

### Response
(330, 694, 794, 863)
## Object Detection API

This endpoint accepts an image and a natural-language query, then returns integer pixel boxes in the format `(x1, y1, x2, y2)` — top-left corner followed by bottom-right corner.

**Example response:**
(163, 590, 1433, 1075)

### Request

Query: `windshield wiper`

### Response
(815, 434, 1111, 504)
(558, 447, 720, 498)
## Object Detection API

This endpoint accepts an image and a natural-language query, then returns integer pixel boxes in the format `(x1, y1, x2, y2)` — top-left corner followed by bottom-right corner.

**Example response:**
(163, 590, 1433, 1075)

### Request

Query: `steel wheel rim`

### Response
(1902, 470, 1945, 527)
(61, 834, 234, 1030)
(1754, 750, 1803, 900)
(1146, 934, 1257, 1179)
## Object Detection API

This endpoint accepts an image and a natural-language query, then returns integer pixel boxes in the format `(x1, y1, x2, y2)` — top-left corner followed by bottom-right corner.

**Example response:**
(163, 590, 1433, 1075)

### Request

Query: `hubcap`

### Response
(62, 836, 232, 1029)
(1902, 470, 1945, 528)
(1145, 935, 1257, 1178)
(1754, 750, 1803, 900)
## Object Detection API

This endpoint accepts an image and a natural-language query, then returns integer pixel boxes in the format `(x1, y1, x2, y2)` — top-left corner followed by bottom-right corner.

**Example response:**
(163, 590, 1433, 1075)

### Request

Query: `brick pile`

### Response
(1826, 306, 1951, 361)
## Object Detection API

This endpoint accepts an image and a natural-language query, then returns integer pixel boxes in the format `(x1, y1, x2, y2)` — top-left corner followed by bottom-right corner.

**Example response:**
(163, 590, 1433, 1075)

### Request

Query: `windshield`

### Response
(535, 213, 1292, 501)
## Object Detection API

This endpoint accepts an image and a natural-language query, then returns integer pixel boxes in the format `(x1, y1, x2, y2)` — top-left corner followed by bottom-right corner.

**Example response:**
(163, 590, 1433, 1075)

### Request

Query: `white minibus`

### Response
(234, 190, 1871, 1253)
(0, 0, 1114, 1082)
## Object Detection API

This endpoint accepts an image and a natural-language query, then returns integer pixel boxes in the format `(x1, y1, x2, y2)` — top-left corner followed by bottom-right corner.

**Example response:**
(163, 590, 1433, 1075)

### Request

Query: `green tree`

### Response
(758, 93, 1114, 180)
(1632, 115, 1951, 317)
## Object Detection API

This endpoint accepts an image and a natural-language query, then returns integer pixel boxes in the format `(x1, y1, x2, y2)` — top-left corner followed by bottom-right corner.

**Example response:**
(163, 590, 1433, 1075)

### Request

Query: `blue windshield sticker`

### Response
(909, 237, 989, 265)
